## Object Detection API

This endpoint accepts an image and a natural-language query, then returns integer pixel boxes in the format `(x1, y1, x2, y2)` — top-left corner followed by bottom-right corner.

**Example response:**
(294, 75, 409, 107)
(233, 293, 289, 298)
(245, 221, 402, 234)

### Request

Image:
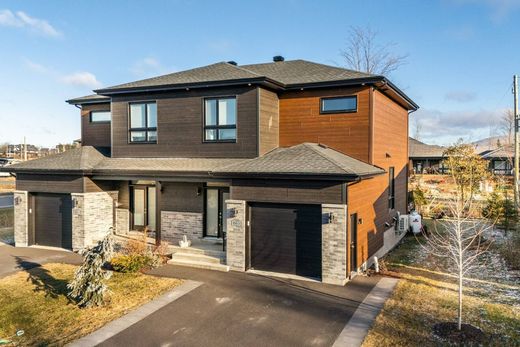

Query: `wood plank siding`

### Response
(110, 86, 259, 158)
(231, 179, 346, 205)
(258, 88, 279, 155)
(81, 103, 111, 147)
(16, 174, 85, 193)
(347, 88, 409, 266)
(279, 87, 371, 162)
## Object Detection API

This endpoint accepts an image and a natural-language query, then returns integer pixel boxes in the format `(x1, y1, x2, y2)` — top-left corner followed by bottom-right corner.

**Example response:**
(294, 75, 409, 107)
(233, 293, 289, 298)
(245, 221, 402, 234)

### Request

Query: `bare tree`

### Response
(419, 142, 493, 331)
(341, 26, 408, 75)
(500, 109, 515, 146)
(411, 117, 423, 141)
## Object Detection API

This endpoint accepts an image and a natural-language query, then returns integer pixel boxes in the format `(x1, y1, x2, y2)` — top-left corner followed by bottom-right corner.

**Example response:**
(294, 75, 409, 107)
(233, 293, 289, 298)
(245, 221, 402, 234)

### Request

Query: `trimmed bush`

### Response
(110, 254, 153, 273)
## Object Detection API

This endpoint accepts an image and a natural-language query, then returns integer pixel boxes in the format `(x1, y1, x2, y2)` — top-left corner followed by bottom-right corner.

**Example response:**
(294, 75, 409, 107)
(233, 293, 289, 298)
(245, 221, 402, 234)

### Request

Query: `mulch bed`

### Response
(433, 322, 492, 346)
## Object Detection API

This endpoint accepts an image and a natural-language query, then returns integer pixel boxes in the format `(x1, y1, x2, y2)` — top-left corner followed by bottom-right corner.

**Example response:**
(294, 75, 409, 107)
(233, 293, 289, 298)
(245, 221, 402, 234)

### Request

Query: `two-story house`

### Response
(3, 58, 418, 285)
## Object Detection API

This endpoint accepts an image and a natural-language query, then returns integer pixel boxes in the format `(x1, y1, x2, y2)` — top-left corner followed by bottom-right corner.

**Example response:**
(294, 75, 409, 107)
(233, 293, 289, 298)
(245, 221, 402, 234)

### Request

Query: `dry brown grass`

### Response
(362, 234, 520, 347)
(0, 177, 15, 192)
(0, 263, 182, 346)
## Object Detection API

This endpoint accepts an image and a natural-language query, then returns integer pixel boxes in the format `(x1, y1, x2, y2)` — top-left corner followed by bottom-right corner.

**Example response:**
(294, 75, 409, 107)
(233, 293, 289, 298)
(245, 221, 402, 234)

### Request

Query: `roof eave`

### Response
(94, 77, 284, 95)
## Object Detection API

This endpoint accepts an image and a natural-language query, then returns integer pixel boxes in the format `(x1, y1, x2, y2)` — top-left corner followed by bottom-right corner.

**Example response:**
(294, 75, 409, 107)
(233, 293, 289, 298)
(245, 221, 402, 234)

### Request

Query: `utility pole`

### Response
(514, 75, 519, 209)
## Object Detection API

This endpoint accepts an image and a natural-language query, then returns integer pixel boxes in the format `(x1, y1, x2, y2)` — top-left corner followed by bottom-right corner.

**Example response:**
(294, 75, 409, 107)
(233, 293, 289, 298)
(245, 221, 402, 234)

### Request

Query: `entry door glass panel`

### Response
(221, 191, 230, 234)
(206, 189, 219, 237)
(133, 188, 145, 227)
(147, 187, 156, 231)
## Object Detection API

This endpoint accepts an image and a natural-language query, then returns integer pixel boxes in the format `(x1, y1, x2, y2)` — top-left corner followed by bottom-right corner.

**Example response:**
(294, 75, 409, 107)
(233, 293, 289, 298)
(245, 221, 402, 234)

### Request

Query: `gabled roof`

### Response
(3, 146, 108, 174)
(66, 59, 417, 110)
(409, 137, 446, 159)
(214, 143, 385, 178)
(2, 143, 385, 180)
(480, 145, 514, 159)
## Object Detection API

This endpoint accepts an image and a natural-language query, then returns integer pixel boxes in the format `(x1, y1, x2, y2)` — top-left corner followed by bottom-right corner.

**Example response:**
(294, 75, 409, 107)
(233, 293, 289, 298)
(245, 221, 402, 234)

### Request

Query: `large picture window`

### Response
(129, 102, 157, 143)
(204, 97, 237, 142)
(320, 96, 357, 114)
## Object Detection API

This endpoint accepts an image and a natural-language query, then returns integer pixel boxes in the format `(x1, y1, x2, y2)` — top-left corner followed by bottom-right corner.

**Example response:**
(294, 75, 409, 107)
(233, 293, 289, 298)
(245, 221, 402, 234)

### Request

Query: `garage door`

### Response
(33, 193, 72, 249)
(250, 203, 322, 278)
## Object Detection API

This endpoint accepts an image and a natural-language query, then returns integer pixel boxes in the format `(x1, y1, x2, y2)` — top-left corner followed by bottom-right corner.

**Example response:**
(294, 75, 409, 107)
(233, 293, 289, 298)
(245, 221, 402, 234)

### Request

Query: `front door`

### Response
(131, 185, 156, 231)
(204, 187, 229, 238)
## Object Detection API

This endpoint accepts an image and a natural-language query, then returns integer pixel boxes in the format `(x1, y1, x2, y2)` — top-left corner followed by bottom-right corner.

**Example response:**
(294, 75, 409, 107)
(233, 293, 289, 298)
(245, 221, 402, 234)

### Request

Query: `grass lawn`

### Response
(362, 221, 520, 347)
(0, 263, 182, 346)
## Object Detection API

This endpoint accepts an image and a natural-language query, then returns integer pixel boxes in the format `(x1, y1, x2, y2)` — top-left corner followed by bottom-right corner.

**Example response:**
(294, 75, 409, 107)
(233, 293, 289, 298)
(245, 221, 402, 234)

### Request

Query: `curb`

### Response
(333, 276, 399, 347)
(68, 280, 203, 347)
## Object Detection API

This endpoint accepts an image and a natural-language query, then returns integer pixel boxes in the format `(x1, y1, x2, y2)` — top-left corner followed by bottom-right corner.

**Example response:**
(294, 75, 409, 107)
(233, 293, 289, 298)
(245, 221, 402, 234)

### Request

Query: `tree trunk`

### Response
(458, 261, 463, 330)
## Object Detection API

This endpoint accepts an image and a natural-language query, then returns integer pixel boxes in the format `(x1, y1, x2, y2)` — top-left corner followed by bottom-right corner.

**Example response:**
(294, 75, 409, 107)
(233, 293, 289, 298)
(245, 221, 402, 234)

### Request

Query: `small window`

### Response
(388, 167, 395, 209)
(204, 98, 237, 142)
(129, 102, 157, 143)
(320, 96, 357, 114)
(90, 111, 111, 123)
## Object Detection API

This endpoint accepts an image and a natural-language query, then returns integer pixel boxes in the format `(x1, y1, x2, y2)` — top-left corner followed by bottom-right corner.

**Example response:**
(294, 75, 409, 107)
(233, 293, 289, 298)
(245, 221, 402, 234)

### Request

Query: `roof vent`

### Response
(273, 55, 285, 62)
(227, 61, 237, 66)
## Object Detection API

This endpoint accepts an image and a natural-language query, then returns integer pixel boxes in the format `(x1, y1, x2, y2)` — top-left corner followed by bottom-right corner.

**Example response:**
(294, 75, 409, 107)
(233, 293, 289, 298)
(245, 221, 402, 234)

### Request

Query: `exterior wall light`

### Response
(14, 196, 21, 206)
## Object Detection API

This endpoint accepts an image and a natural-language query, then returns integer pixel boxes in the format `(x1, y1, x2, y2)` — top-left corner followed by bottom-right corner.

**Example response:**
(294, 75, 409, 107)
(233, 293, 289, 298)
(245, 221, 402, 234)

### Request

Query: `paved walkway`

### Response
(0, 244, 81, 278)
(98, 265, 384, 347)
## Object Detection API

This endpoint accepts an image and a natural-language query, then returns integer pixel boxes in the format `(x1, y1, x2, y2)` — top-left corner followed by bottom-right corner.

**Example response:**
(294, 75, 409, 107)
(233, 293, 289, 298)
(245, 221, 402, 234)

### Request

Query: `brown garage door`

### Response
(250, 203, 322, 279)
(33, 193, 73, 249)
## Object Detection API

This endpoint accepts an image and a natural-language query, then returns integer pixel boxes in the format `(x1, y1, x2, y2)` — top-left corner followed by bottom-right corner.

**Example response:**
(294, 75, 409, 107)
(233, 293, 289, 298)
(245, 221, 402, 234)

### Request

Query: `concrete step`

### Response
(169, 245, 225, 258)
(167, 258, 230, 272)
(170, 252, 224, 264)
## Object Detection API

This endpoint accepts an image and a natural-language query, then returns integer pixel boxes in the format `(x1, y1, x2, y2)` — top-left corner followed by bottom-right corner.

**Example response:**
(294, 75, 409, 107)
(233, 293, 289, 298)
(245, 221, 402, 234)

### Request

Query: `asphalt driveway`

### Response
(99, 265, 382, 347)
(0, 244, 81, 278)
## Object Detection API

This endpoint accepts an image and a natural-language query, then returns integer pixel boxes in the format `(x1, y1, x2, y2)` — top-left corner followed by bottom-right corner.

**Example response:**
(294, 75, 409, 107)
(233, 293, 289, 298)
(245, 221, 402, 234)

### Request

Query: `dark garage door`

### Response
(250, 203, 322, 278)
(33, 193, 72, 249)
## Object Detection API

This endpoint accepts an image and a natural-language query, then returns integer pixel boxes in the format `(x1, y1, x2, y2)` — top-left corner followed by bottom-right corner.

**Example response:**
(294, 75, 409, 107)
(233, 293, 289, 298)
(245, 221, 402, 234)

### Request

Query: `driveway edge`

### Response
(333, 276, 398, 347)
(68, 279, 203, 347)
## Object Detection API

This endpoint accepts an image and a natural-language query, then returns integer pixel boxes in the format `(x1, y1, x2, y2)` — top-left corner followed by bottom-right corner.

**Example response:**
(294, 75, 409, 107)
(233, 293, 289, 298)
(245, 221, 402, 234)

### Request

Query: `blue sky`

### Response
(0, 0, 519, 147)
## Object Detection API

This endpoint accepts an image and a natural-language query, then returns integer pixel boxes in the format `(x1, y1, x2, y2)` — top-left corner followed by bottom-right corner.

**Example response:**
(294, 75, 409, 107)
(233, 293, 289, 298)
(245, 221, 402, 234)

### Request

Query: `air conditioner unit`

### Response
(398, 214, 409, 234)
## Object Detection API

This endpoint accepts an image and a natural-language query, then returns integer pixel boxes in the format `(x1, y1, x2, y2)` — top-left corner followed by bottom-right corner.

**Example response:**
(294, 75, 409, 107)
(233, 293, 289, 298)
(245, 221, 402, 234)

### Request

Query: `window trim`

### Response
(319, 96, 358, 114)
(89, 110, 111, 124)
(388, 166, 395, 210)
(203, 96, 237, 143)
(128, 101, 158, 144)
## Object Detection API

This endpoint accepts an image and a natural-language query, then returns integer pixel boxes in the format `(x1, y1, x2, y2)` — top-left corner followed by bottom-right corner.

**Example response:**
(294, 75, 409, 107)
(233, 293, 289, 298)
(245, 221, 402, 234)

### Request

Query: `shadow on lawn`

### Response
(14, 256, 72, 302)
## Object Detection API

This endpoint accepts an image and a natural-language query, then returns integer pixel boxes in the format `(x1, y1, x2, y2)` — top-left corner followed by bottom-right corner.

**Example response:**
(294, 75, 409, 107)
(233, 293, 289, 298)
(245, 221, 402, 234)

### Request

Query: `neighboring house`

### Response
(2, 58, 418, 285)
(409, 137, 446, 174)
(480, 145, 514, 176)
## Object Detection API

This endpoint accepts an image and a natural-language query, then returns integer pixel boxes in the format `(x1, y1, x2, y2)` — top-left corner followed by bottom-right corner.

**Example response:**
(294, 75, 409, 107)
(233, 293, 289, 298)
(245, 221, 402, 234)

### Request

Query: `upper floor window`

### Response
(129, 102, 157, 143)
(90, 111, 111, 123)
(388, 166, 395, 209)
(320, 96, 357, 114)
(204, 97, 237, 142)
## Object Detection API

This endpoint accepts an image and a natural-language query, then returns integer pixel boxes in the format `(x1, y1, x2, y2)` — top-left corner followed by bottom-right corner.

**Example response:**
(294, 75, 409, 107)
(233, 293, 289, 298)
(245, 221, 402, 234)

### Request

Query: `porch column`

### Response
(322, 204, 348, 285)
(13, 190, 28, 247)
(155, 181, 162, 246)
(226, 199, 247, 271)
(71, 191, 116, 251)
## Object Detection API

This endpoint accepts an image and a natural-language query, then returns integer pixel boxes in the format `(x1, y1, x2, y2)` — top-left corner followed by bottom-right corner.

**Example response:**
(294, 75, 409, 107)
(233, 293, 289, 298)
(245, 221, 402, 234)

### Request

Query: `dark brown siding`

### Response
(279, 87, 371, 162)
(258, 88, 279, 155)
(231, 179, 345, 205)
(161, 182, 203, 213)
(81, 103, 111, 147)
(84, 177, 115, 192)
(16, 174, 84, 193)
(111, 87, 259, 158)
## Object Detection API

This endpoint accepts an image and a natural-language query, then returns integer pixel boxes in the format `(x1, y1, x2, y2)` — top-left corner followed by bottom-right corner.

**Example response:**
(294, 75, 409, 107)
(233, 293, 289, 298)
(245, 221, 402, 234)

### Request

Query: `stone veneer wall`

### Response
(321, 204, 348, 285)
(161, 211, 203, 243)
(13, 191, 28, 247)
(226, 200, 246, 271)
(72, 191, 116, 250)
(115, 208, 130, 235)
